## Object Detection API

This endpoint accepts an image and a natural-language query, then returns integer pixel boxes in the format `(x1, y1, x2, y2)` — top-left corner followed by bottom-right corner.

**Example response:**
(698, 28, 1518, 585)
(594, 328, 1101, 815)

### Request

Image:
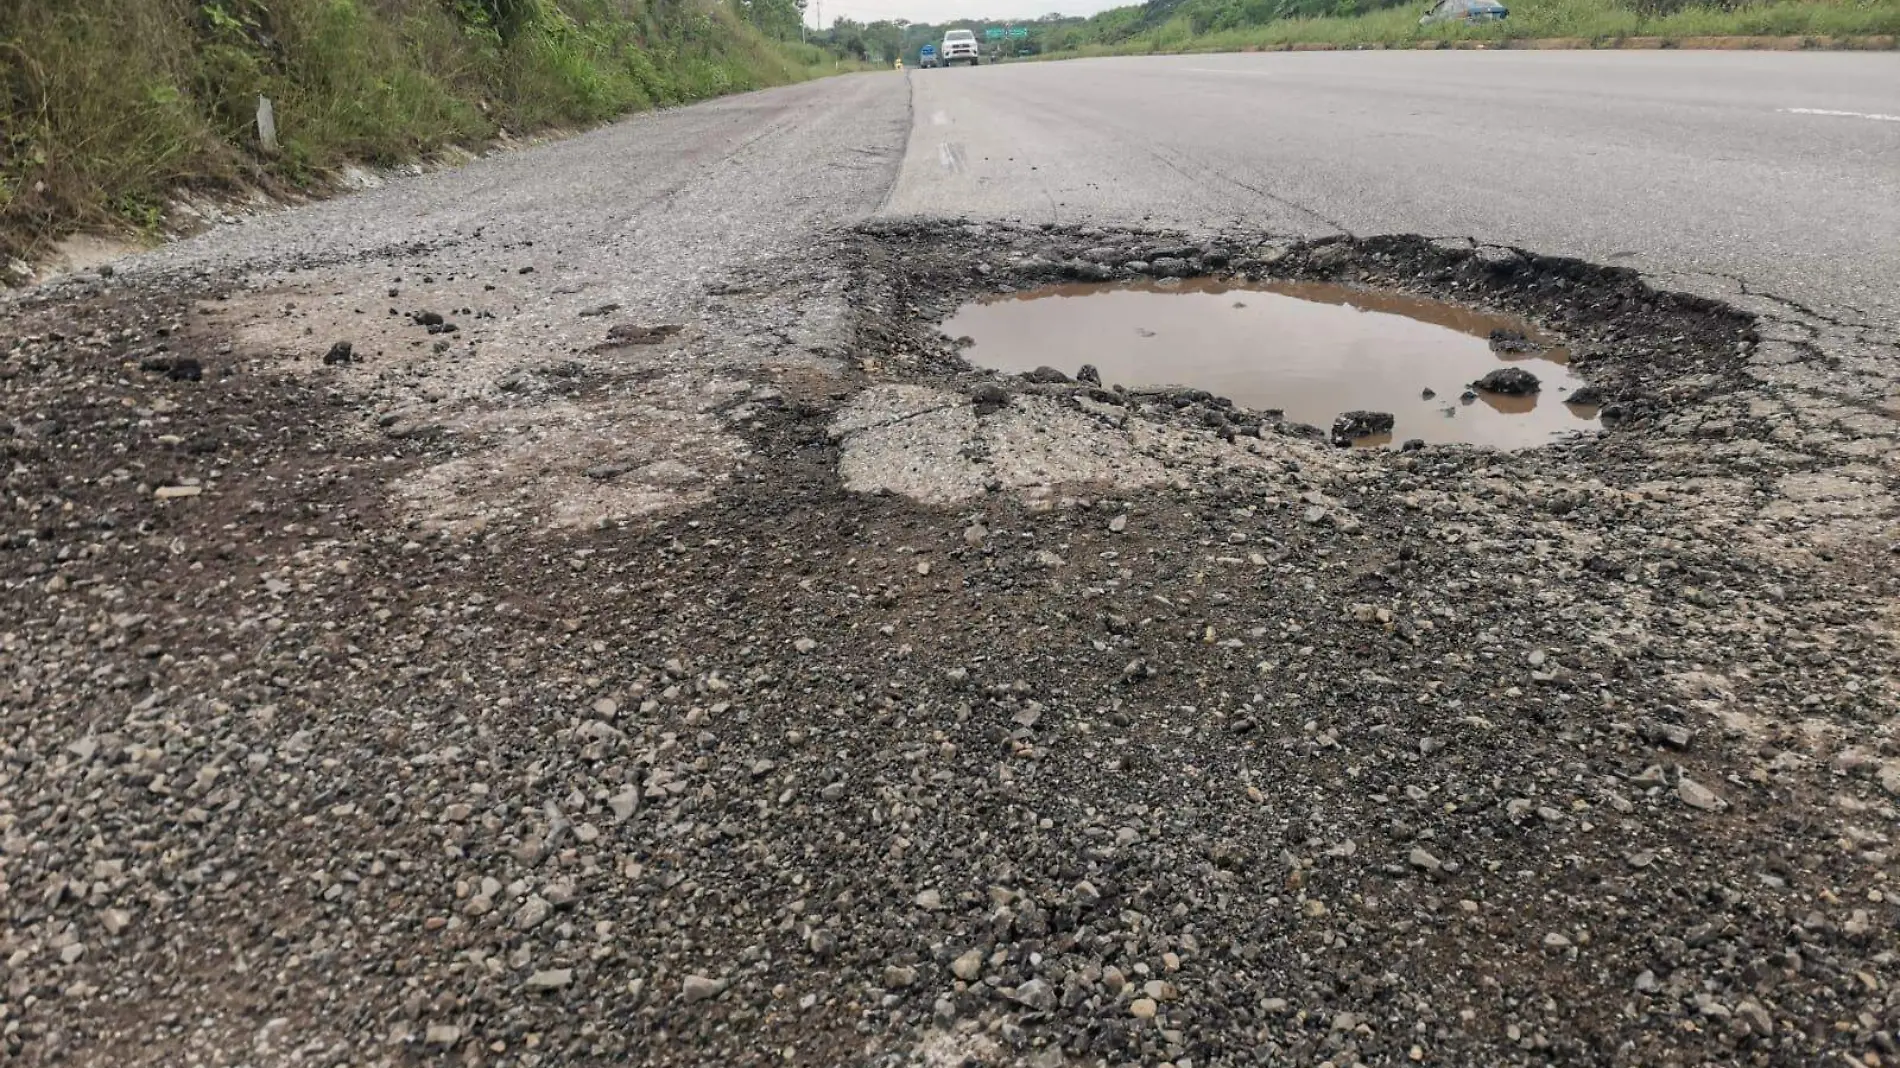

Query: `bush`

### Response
(0, 0, 861, 266)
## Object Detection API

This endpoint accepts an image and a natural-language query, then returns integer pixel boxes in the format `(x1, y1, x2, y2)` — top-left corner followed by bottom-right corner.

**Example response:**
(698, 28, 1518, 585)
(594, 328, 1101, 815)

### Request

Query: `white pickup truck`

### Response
(940, 28, 981, 66)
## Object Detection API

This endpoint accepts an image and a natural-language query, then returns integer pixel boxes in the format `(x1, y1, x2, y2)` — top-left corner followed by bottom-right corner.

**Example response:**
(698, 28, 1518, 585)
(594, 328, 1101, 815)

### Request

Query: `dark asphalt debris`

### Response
(0, 222, 1893, 1068)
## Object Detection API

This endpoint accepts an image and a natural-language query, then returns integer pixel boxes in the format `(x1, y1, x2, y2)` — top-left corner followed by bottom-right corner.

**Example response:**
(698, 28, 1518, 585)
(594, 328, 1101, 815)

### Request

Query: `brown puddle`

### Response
(943, 279, 1600, 450)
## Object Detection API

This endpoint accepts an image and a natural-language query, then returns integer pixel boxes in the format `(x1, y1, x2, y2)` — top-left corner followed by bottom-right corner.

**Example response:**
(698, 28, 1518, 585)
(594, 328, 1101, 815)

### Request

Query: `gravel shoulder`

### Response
(3, 70, 1899, 1068)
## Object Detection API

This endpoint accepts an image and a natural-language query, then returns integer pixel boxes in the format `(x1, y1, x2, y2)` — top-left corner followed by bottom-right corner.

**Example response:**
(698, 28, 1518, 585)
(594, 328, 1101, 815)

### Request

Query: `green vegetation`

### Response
(823, 0, 1892, 71)
(1032, 0, 1900, 57)
(0, 0, 864, 265)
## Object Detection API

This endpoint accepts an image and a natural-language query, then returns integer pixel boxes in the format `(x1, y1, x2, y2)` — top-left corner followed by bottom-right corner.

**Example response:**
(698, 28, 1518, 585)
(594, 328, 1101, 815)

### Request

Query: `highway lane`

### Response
(887, 51, 1900, 325)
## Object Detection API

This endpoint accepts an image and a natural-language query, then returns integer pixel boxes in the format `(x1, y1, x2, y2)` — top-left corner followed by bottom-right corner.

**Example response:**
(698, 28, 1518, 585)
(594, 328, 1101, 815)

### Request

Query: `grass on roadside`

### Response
(0, 0, 868, 270)
(1049, 0, 1900, 57)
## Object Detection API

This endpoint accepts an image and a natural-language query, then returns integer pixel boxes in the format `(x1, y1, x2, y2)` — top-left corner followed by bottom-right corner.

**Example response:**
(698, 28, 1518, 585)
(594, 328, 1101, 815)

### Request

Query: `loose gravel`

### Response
(3, 181, 1898, 1067)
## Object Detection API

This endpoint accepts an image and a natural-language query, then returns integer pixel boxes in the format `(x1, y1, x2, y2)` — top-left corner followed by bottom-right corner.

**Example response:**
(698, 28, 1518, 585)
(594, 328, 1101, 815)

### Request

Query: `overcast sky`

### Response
(807, 0, 1126, 27)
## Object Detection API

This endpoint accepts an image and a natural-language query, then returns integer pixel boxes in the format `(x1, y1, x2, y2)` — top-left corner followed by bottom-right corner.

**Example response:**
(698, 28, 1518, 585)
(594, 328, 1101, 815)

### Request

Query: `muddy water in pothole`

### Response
(944, 280, 1600, 449)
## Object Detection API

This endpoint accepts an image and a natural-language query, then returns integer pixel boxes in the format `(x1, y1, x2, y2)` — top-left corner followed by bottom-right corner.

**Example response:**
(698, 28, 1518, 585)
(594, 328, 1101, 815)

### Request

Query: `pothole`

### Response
(943, 278, 1599, 450)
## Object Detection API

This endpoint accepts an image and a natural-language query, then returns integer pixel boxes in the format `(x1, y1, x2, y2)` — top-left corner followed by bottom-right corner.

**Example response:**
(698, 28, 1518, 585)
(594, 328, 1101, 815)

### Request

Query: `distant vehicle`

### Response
(919, 43, 939, 68)
(940, 28, 981, 66)
(1420, 0, 1508, 22)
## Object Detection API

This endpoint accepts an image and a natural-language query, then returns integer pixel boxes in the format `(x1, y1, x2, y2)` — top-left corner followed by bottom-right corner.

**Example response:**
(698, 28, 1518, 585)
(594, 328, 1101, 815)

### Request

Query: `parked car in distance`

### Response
(1420, 0, 1508, 23)
(919, 43, 938, 67)
(940, 28, 981, 66)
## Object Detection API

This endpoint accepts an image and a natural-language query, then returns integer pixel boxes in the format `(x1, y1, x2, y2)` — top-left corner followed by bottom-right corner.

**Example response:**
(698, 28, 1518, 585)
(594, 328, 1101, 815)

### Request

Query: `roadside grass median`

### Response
(1044, 0, 1900, 57)
(0, 0, 870, 272)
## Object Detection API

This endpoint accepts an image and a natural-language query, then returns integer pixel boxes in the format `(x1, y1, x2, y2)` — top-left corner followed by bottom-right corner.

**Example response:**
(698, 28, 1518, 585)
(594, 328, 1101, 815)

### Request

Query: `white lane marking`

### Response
(1779, 107, 1900, 123)
(938, 142, 967, 175)
(931, 110, 952, 126)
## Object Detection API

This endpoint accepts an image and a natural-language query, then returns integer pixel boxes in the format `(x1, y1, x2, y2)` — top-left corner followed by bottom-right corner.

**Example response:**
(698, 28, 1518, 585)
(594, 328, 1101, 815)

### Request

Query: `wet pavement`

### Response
(943, 279, 1599, 449)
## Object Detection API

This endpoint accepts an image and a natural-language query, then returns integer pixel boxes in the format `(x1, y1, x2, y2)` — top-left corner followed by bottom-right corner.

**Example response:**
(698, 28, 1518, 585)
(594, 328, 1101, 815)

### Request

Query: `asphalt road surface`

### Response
(891, 51, 1900, 325)
(7, 50, 1900, 1068)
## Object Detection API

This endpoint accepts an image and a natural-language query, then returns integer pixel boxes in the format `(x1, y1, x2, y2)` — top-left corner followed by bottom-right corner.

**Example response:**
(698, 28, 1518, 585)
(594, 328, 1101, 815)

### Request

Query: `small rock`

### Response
(1639, 718, 1693, 750)
(1330, 410, 1395, 446)
(1012, 978, 1055, 1011)
(883, 965, 918, 989)
(1471, 367, 1541, 395)
(1077, 364, 1102, 385)
(914, 888, 943, 910)
(154, 485, 203, 500)
(1736, 999, 1774, 1034)
(1543, 932, 1573, 949)
(1130, 997, 1158, 1019)
(513, 895, 552, 930)
(1408, 847, 1442, 873)
(808, 929, 837, 957)
(1677, 776, 1723, 811)
(1023, 366, 1071, 384)
(971, 382, 1009, 407)
(682, 975, 724, 1002)
(951, 948, 984, 981)
(425, 1024, 462, 1047)
(525, 968, 572, 990)
(792, 638, 817, 654)
(1108, 514, 1127, 533)
(323, 341, 354, 365)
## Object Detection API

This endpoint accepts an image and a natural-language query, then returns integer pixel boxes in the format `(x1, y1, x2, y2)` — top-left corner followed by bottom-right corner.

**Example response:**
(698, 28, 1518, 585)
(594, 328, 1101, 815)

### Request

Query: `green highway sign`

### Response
(984, 27, 1004, 38)
(1008, 26, 1028, 37)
